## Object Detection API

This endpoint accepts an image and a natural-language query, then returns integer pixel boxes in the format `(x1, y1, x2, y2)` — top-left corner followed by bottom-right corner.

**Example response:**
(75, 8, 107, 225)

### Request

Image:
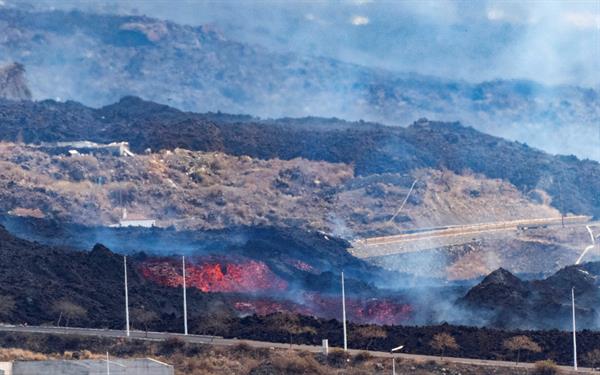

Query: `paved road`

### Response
(350, 216, 593, 258)
(0, 324, 591, 373)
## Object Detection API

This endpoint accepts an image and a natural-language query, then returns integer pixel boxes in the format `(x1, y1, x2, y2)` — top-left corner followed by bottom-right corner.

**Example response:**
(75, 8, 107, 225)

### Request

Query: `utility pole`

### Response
(572, 287, 577, 371)
(558, 179, 565, 228)
(341, 271, 347, 351)
(106, 352, 110, 375)
(182, 255, 188, 335)
(124, 256, 130, 337)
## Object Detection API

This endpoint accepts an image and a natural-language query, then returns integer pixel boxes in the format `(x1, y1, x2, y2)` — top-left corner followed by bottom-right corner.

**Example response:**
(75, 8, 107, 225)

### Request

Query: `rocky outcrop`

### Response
(460, 265, 600, 329)
(462, 268, 530, 309)
(0, 62, 31, 100)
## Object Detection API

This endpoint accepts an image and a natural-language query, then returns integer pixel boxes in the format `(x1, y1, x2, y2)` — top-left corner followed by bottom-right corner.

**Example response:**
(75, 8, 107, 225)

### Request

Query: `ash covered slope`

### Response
(0, 97, 598, 219)
(0, 6, 598, 160)
(0, 62, 31, 100)
(461, 265, 600, 330)
(0, 216, 390, 294)
(0, 224, 226, 328)
(0, 219, 421, 326)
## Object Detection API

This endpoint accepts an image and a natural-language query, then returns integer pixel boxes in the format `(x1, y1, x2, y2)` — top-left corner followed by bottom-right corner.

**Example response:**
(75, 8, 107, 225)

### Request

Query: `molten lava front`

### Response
(233, 294, 413, 325)
(140, 256, 412, 325)
(140, 257, 287, 293)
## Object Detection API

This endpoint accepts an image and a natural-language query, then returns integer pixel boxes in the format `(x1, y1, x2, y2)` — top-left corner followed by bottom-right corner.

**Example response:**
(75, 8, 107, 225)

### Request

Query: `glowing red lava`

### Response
(234, 300, 310, 316)
(284, 258, 317, 273)
(140, 257, 287, 293)
(232, 293, 412, 325)
(140, 257, 411, 324)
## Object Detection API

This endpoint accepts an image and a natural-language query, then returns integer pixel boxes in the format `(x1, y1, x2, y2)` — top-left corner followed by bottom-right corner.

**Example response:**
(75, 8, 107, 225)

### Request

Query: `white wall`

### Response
(0, 361, 12, 375)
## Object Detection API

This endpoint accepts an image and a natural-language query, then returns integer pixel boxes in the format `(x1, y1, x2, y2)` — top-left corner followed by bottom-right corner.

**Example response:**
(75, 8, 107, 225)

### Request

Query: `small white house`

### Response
(113, 209, 156, 228)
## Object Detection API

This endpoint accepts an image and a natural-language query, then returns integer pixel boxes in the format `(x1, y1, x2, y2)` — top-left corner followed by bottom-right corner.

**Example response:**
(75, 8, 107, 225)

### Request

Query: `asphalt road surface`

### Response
(351, 216, 593, 258)
(0, 324, 591, 373)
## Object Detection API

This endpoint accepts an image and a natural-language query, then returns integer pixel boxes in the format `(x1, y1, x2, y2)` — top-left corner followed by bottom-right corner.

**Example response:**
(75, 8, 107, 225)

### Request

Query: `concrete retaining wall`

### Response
(13, 361, 88, 375)
(0, 361, 12, 375)
(8, 358, 173, 375)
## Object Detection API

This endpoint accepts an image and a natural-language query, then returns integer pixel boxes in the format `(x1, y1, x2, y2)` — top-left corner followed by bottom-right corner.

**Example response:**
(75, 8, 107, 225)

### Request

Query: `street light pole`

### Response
(183, 255, 188, 335)
(124, 256, 130, 337)
(572, 287, 577, 371)
(391, 345, 404, 375)
(341, 271, 347, 351)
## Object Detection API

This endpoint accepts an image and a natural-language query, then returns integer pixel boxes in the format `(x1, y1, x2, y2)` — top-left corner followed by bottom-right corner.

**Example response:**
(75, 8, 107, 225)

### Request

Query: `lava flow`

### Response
(140, 256, 288, 293)
(285, 258, 317, 273)
(232, 293, 413, 325)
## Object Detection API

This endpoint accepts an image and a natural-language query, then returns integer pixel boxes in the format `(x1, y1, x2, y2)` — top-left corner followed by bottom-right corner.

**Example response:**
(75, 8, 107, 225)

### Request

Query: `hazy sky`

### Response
(12, 0, 600, 87)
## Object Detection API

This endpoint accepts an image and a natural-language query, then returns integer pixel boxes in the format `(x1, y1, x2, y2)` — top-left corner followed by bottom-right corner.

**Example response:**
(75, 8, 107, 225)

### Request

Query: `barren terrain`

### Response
(0, 142, 560, 238)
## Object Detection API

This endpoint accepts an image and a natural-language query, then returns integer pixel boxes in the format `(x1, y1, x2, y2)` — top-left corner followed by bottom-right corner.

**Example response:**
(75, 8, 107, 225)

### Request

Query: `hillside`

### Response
(0, 142, 558, 237)
(0, 6, 598, 160)
(0, 224, 225, 328)
(0, 97, 596, 281)
(0, 222, 422, 327)
(0, 97, 597, 222)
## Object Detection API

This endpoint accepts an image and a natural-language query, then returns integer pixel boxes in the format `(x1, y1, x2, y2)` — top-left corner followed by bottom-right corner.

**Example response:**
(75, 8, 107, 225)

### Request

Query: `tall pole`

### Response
(124, 256, 130, 337)
(183, 255, 188, 335)
(558, 179, 565, 227)
(106, 352, 110, 375)
(572, 287, 577, 371)
(341, 271, 347, 351)
(392, 357, 396, 375)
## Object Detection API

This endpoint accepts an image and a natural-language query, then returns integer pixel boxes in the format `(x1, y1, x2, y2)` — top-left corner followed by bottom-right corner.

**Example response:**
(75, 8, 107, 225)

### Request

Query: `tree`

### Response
(271, 312, 317, 349)
(430, 333, 459, 359)
(0, 295, 16, 320)
(503, 335, 541, 364)
(52, 300, 87, 328)
(584, 349, 600, 369)
(353, 325, 388, 350)
(131, 307, 158, 337)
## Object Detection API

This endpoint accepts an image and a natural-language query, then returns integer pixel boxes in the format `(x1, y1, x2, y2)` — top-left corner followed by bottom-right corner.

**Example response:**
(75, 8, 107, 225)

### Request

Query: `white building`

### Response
(0, 358, 173, 375)
(112, 209, 156, 228)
